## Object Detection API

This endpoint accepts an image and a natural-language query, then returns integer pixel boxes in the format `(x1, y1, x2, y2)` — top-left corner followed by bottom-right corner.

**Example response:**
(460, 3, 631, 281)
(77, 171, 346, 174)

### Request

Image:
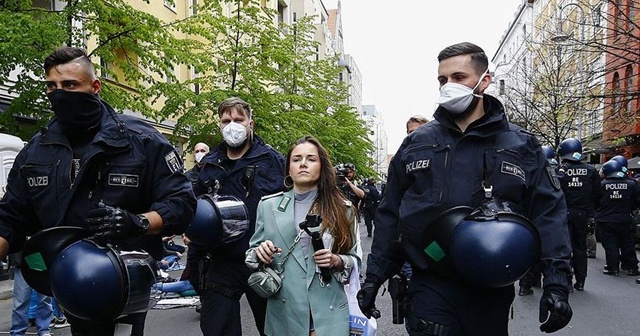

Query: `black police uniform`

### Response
(361, 182, 380, 237)
(185, 164, 203, 189)
(368, 95, 572, 335)
(595, 175, 640, 274)
(191, 135, 285, 336)
(0, 101, 196, 334)
(558, 159, 599, 287)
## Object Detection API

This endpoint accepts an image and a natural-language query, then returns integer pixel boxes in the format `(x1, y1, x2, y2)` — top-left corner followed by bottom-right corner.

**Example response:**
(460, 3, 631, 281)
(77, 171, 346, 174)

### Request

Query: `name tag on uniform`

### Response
(108, 174, 139, 187)
(501, 161, 526, 181)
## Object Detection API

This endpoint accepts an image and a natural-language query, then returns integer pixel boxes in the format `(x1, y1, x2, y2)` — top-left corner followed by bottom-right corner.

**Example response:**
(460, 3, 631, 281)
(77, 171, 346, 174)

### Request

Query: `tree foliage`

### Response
(0, 0, 373, 175)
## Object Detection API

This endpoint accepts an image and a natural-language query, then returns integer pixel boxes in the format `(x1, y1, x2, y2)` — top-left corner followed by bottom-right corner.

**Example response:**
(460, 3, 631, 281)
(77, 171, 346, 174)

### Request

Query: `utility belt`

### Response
(196, 254, 243, 300)
(406, 302, 450, 336)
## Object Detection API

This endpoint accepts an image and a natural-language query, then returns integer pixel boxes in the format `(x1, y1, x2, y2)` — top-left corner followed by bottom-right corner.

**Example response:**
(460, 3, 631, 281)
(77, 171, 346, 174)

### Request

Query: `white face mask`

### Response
(194, 152, 206, 163)
(222, 122, 248, 148)
(437, 70, 488, 114)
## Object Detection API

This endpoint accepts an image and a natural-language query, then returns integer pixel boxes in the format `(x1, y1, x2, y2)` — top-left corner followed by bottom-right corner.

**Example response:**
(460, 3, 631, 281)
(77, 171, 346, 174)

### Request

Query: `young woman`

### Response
(245, 135, 360, 336)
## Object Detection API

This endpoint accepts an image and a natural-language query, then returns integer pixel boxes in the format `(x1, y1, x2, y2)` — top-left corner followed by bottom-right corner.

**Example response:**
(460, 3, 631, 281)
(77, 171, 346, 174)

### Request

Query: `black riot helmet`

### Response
(186, 194, 249, 249)
(422, 199, 541, 288)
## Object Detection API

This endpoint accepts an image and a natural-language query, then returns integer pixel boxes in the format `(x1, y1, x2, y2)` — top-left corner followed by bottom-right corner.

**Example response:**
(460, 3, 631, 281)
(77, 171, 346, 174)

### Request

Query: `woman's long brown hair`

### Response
(285, 136, 355, 254)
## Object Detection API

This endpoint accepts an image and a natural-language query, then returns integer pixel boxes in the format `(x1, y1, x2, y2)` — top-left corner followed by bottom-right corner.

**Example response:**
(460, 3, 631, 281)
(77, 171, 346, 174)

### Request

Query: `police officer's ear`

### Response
(478, 71, 491, 93)
(92, 78, 101, 94)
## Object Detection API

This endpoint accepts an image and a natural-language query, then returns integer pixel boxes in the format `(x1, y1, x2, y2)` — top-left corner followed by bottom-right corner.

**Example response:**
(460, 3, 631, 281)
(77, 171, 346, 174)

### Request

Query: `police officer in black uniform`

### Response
(0, 47, 196, 336)
(556, 138, 599, 291)
(361, 177, 380, 237)
(190, 97, 285, 336)
(357, 42, 573, 335)
(610, 154, 640, 274)
(518, 145, 557, 296)
(595, 159, 640, 276)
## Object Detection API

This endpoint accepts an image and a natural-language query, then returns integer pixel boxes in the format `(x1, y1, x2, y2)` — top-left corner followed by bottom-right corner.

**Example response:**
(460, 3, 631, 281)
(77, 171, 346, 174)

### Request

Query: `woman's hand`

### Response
(256, 240, 282, 264)
(313, 248, 342, 270)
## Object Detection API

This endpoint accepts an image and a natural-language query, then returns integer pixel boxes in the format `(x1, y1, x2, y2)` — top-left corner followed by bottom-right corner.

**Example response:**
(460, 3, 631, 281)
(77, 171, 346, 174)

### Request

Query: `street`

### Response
(1, 220, 639, 335)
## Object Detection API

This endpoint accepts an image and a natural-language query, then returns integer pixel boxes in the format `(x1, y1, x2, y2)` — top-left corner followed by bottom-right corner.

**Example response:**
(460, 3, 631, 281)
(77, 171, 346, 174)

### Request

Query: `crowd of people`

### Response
(1, 41, 637, 336)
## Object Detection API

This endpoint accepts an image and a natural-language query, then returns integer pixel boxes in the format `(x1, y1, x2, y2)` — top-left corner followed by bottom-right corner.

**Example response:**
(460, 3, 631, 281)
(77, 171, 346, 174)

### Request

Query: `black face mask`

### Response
(47, 90, 103, 134)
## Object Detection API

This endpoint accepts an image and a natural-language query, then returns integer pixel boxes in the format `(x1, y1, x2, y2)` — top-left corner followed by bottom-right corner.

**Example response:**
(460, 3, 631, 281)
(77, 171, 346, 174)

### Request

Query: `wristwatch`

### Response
(136, 214, 151, 234)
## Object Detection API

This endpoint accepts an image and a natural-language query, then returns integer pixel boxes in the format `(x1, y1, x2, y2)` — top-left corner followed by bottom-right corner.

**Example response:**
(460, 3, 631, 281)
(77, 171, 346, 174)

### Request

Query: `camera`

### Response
(334, 163, 355, 186)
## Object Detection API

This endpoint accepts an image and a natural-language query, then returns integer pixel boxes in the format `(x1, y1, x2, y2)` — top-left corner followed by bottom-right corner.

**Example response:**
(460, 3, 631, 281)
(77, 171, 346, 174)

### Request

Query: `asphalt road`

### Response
(1, 221, 639, 335)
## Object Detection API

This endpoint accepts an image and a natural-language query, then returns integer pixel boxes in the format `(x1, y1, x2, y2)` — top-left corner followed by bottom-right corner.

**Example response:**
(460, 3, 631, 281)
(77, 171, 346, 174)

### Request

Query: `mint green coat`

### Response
(247, 190, 360, 336)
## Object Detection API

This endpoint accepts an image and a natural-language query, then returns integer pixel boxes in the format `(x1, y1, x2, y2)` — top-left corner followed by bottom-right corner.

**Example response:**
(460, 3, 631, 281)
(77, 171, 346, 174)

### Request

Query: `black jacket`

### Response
(0, 101, 196, 259)
(369, 95, 572, 288)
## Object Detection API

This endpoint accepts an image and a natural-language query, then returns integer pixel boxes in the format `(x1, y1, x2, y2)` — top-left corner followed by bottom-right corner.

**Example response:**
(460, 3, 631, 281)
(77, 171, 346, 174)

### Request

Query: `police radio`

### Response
(299, 214, 332, 283)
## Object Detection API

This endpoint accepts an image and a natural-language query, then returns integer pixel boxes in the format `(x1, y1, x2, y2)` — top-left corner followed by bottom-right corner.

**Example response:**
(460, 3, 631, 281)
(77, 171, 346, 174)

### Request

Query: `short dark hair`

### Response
(44, 47, 96, 78)
(217, 97, 252, 120)
(437, 42, 488, 75)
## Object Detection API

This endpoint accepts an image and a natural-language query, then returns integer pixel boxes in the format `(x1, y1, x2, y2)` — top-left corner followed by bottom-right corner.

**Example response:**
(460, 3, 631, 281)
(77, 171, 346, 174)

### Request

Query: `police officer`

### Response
(361, 177, 380, 237)
(185, 142, 210, 189)
(610, 155, 640, 275)
(518, 145, 557, 296)
(0, 47, 196, 335)
(595, 159, 640, 276)
(357, 42, 573, 335)
(556, 138, 599, 291)
(190, 97, 285, 336)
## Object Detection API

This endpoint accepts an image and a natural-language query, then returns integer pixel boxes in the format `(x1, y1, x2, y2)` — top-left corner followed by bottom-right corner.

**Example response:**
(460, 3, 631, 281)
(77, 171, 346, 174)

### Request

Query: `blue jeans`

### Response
(155, 280, 194, 293)
(52, 298, 65, 319)
(11, 268, 52, 336)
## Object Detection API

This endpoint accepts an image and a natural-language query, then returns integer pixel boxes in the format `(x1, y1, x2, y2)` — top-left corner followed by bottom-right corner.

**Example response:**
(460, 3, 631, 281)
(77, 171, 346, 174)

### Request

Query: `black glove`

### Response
(539, 284, 572, 333)
(85, 202, 149, 239)
(357, 282, 382, 319)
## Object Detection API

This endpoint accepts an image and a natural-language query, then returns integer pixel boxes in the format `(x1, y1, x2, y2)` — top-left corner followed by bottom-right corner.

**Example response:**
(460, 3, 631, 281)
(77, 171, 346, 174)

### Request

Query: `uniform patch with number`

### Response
(108, 174, 139, 187)
(164, 152, 182, 173)
(546, 167, 561, 190)
(501, 161, 526, 181)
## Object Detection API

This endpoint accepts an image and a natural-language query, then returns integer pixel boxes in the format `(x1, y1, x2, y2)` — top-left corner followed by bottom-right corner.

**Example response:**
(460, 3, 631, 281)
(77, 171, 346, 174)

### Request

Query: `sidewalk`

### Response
(0, 278, 12, 301)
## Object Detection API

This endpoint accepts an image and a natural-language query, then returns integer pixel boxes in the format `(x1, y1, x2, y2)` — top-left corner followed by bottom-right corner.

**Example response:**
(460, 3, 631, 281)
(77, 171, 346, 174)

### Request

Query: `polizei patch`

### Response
(500, 161, 525, 181)
(108, 174, 139, 187)
(164, 152, 182, 173)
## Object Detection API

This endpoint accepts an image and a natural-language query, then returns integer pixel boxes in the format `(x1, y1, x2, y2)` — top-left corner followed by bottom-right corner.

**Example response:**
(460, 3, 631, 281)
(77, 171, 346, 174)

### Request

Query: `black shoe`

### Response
(628, 268, 640, 276)
(587, 254, 596, 259)
(573, 282, 584, 291)
(603, 268, 620, 276)
(367, 234, 372, 237)
(518, 286, 533, 296)
(636, 279, 640, 284)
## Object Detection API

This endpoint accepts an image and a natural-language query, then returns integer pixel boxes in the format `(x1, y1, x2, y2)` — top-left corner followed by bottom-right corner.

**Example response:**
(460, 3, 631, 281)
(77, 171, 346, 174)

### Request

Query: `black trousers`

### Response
(363, 210, 375, 236)
(599, 221, 638, 271)
(406, 270, 514, 336)
(67, 312, 146, 336)
(567, 209, 589, 282)
(199, 263, 266, 336)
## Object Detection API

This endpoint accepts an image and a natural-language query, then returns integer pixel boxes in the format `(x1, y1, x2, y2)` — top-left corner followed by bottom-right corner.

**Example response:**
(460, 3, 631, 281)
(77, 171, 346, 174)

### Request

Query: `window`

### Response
(164, 0, 176, 12)
(191, 0, 198, 16)
(613, 72, 621, 115)
(100, 58, 113, 80)
(191, 67, 200, 95)
(625, 65, 633, 113)
(499, 80, 505, 95)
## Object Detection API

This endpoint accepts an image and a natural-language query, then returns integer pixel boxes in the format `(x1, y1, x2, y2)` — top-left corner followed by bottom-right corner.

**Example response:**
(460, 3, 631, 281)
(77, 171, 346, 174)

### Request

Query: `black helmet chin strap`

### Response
(482, 151, 493, 200)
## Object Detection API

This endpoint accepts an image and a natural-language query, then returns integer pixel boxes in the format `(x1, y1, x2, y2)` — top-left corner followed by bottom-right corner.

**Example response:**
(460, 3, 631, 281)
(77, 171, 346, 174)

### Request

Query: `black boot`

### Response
(627, 268, 640, 276)
(603, 265, 620, 276)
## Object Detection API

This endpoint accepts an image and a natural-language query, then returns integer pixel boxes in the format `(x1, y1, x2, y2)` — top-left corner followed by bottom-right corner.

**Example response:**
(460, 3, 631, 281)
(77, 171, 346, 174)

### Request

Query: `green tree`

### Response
(0, 0, 373, 174)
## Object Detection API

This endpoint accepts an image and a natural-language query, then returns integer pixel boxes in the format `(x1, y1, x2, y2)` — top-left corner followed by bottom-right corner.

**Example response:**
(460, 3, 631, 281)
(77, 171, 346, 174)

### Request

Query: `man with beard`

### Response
(190, 97, 285, 336)
(0, 47, 196, 335)
(357, 42, 573, 335)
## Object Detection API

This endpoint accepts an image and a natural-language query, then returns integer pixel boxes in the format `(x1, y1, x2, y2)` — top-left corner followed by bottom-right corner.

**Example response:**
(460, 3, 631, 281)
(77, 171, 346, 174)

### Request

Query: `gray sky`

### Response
(324, 0, 523, 154)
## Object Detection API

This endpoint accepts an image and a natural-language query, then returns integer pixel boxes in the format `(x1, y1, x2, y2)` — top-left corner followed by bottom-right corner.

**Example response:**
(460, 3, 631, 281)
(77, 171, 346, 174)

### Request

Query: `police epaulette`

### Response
(520, 129, 536, 136)
(261, 191, 284, 200)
